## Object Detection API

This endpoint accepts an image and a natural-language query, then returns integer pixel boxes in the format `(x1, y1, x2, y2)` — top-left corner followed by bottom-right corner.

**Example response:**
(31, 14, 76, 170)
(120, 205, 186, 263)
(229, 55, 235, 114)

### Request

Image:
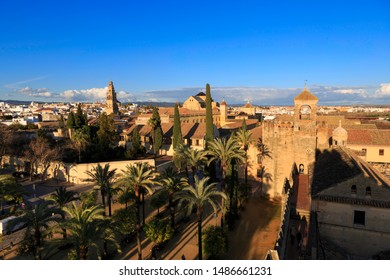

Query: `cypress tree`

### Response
(242, 119, 247, 131)
(67, 112, 76, 129)
(75, 103, 86, 129)
(148, 107, 163, 156)
(205, 83, 216, 182)
(205, 83, 214, 145)
(132, 128, 141, 154)
(173, 103, 183, 149)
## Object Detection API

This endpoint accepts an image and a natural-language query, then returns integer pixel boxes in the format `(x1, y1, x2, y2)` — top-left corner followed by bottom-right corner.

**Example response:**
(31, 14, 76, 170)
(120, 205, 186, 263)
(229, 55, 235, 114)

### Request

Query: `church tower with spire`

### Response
(106, 81, 119, 115)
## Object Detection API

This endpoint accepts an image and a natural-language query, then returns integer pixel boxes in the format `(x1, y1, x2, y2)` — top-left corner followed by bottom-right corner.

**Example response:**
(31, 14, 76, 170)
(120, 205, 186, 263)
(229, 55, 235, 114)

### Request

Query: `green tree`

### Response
(47, 186, 79, 239)
(160, 167, 187, 229)
(173, 103, 183, 149)
(0, 175, 26, 215)
(202, 225, 228, 259)
(131, 128, 141, 155)
(207, 136, 245, 225)
(75, 103, 87, 129)
(8, 200, 61, 259)
(62, 202, 118, 260)
(112, 207, 137, 243)
(173, 144, 190, 177)
(144, 218, 173, 247)
(148, 107, 163, 156)
(176, 176, 226, 260)
(97, 113, 117, 158)
(185, 148, 207, 183)
(85, 163, 117, 217)
(71, 128, 90, 162)
(116, 162, 159, 260)
(235, 128, 254, 186)
(205, 83, 214, 145)
(66, 111, 76, 129)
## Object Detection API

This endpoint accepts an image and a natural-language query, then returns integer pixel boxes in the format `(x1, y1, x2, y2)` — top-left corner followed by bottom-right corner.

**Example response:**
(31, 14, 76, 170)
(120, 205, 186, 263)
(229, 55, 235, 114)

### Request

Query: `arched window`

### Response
(299, 105, 311, 120)
(351, 185, 357, 194)
(366, 186, 371, 196)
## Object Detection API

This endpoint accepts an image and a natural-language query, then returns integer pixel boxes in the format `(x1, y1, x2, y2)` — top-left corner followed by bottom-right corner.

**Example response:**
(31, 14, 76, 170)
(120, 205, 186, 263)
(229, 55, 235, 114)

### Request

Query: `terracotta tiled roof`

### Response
(222, 119, 258, 129)
(347, 129, 390, 145)
(244, 102, 253, 108)
(138, 123, 173, 138)
(294, 88, 318, 102)
(315, 195, 390, 208)
(181, 123, 206, 139)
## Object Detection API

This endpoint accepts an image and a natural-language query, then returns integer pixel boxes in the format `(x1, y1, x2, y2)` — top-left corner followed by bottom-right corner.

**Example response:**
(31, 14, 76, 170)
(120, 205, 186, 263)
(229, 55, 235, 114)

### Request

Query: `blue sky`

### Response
(0, 0, 389, 105)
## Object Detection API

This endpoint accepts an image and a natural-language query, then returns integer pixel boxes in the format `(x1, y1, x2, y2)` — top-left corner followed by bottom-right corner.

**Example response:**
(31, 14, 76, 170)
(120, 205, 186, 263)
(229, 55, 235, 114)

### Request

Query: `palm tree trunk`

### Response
(80, 246, 88, 260)
(197, 215, 202, 260)
(35, 230, 42, 260)
(108, 193, 112, 217)
(136, 193, 142, 260)
(101, 189, 106, 216)
(220, 164, 226, 227)
(142, 192, 145, 225)
(169, 197, 175, 229)
(191, 166, 196, 184)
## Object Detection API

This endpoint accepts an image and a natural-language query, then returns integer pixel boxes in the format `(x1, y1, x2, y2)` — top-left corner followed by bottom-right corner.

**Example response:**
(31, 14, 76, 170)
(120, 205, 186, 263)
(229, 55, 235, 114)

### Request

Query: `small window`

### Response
(362, 148, 367, 155)
(379, 149, 384, 156)
(351, 185, 357, 194)
(366, 187, 371, 196)
(353, 210, 365, 226)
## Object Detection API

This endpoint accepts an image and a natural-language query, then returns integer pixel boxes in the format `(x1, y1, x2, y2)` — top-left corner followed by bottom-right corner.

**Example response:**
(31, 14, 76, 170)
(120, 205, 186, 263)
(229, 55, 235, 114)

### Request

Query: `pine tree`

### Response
(173, 103, 183, 149)
(205, 83, 214, 146)
(148, 107, 163, 156)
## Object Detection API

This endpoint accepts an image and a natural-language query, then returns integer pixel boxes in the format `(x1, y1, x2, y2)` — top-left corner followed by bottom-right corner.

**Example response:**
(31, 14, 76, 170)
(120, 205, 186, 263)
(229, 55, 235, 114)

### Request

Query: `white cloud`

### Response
(17, 87, 53, 97)
(373, 83, 390, 98)
(60, 87, 108, 101)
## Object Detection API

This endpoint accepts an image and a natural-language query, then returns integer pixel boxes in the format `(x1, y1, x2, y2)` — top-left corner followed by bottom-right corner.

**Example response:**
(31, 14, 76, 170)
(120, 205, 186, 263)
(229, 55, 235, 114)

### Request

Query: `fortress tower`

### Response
(106, 81, 119, 115)
(293, 87, 318, 174)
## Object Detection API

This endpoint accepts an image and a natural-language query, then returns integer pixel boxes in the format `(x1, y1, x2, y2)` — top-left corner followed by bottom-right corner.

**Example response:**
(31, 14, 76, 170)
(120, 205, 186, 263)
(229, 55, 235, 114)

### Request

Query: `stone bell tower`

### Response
(106, 81, 119, 115)
(293, 86, 318, 173)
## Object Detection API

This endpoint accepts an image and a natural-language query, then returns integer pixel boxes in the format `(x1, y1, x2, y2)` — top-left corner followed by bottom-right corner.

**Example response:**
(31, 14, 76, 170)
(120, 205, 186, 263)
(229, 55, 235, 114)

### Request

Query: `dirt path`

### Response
(226, 197, 281, 260)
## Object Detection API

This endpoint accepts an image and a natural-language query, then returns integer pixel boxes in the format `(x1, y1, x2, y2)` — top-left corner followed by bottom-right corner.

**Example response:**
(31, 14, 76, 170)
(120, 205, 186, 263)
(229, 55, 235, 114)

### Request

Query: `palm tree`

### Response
(185, 148, 207, 183)
(62, 202, 117, 260)
(85, 163, 117, 217)
(7, 200, 61, 259)
(116, 162, 159, 260)
(176, 176, 226, 260)
(173, 143, 190, 177)
(235, 128, 254, 186)
(116, 184, 136, 210)
(47, 186, 79, 239)
(160, 167, 188, 229)
(71, 128, 90, 163)
(207, 136, 245, 225)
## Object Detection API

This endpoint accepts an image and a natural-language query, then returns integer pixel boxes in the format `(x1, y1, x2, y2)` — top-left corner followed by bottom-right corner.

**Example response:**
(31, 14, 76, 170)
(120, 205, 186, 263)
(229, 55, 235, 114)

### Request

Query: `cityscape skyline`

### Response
(0, 0, 389, 105)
